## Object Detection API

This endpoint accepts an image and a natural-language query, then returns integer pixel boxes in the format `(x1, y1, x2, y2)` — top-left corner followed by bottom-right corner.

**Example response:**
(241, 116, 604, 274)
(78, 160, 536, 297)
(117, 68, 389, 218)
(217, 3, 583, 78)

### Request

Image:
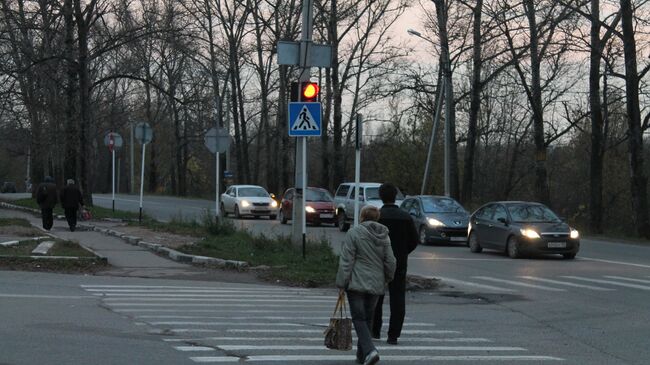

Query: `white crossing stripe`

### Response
(603, 276, 650, 285)
(81, 285, 309, 291)
(115, 309, 333, 313)
(562, 276, 650, 291)
(190, 355, 563, 362)
(579, 257, 650, 269)
(473, 277, 566, 292)
(170, 329, 460, 334)
(436, 276, 516, 292)
(212, 345, 526, 351)
(519, 276, 614, 291)
(103, 298, 331, 303)
(163, 337, 492, 343)
(106, 303, 332, 308)
(99, 293, 333, 299)
(150, 322, 308, 326)
(85, 289, 311, 293)
(174, 346, 214, 352)
(138, 316, 399, 320)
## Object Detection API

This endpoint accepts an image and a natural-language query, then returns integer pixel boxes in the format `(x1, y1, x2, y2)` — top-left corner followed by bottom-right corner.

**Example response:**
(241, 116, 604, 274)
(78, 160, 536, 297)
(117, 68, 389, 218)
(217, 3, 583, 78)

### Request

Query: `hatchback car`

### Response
(467, 201, 580, 259)
(220, 185, 278, 219)
(401, 195, 469, 245)
(279, 187, 336, 226)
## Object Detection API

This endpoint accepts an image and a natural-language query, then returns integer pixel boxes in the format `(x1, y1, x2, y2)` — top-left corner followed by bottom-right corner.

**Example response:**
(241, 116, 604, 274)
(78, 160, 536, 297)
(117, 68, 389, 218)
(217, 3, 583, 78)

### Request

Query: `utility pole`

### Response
(130, 123, 135, 194)
(421, 78, 445, 195)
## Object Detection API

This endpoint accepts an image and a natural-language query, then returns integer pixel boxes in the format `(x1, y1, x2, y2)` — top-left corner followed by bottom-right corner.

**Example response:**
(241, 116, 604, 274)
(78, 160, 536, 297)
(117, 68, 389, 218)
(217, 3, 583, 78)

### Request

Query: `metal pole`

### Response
(139, 143, 146, 223)
(216, 151, 220, 220)
(292, 0, 314, 247)
(302, 138, 307, 259)
(117, 157, 121, 196)
(112, 148, 115, 212)
(421, 77, 445, 195)
(130, 123, 135, 194)
(354, 114, 362, 227)
(444, 75, 451, 197)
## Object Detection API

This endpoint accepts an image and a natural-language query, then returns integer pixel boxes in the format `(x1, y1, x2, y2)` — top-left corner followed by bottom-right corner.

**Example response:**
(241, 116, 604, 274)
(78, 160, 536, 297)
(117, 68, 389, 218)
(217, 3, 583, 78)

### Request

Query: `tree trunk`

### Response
(589, 0, 604, 233)
(620, 0, 650, 237)
(331, 0, 344, 188)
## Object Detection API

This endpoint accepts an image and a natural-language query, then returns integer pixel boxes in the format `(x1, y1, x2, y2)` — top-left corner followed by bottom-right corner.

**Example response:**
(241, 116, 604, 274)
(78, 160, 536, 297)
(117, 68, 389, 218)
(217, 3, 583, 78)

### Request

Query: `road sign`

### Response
(224, 170, 234, 178)
(204, 127, 231, 154)
(104, 132, 123, 151)
(289, 102, 321, 137)
(135, 122, 153, 144)
(277, 41, 332, 68)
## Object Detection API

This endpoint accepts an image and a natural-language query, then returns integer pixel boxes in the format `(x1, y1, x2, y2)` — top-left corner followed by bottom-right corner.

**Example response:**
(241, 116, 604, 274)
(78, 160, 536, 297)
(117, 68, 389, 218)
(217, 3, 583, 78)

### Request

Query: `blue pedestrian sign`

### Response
(289, 102, 321, 137)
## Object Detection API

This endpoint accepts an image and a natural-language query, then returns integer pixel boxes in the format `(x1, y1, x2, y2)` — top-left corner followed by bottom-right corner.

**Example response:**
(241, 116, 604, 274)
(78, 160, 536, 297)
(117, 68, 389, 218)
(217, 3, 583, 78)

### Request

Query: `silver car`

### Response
(400, 195, 470, 245)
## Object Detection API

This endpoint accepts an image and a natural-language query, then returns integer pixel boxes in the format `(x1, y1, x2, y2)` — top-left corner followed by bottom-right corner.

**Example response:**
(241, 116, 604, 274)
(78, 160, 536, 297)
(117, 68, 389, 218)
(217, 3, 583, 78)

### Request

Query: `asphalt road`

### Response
(2, 192, 650, 363)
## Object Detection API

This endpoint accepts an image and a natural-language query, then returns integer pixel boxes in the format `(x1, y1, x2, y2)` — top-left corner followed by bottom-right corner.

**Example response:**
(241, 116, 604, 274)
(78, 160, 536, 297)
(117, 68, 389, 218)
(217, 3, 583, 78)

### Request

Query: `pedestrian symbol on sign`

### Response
(294, 106, 318, 130)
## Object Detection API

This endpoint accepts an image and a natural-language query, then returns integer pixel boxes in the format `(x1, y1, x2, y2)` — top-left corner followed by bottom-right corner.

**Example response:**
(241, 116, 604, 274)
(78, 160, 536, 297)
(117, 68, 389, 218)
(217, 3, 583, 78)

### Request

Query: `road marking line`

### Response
(82, 285, 309, 291)
(579, 257, 650, 269)
(219, 329, 459, 334)
(107, 303, 332, 308)
(85, 289, 311, 294)
(163, 337, 492, 343)
(436, 277, 516, 292)
(99, 293, 332, 299)
(174, 346, 215, 352)
(191, 355, 563, 362)
(411, 257, 507, 261)
(603, 276, 650, 285)
(103, 298, 331, 303)
(214, 345, 525, 351)
(0, 294, 96, 299)
(562, 276, 650, 291)
(149, 320, 435, 327)
(519, 276, 614, 291)
(115, 309, 334, 313)
(473, 277, 566, 292)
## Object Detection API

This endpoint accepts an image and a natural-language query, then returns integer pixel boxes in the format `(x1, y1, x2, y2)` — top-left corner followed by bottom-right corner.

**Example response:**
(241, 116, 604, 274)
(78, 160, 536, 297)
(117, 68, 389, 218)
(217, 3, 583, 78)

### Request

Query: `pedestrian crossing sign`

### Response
(289, 102, 321, 137)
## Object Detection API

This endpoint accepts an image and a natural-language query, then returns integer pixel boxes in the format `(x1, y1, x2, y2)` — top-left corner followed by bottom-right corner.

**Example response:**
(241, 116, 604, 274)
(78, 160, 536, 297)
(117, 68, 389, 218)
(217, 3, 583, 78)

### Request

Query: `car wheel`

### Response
(220, 203, 228, 217)
(419, 227, 427, 245)
(269, 215, 276, 220)
(468, 231, 483, 253)
(234, 205, 241, 219)
(338, 211, 350, 232)
(563, 253, 576, 260)
(507, 236, 521, 259)
(280, 210, 288, 224)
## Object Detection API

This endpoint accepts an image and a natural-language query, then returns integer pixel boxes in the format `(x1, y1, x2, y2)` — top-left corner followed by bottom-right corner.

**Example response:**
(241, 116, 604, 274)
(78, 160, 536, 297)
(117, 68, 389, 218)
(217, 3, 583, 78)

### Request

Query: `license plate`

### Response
(320, 214, 334, 219)
(450, 236, 466, 242)
(548, 241, 566, 248)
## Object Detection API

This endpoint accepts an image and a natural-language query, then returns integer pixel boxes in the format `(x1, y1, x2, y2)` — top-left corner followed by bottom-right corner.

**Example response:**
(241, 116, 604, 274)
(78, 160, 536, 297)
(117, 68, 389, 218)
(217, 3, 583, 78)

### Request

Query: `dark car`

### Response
(401, 195, 470, 245)
(279, 187, 336, 226)
(1, 182, 17, 193)
(468, 201, 580, 259)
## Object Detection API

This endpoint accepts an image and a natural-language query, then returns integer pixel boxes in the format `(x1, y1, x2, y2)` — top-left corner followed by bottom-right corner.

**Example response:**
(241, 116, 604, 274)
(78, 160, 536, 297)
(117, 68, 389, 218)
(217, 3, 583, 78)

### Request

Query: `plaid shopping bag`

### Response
(323, 291, 352, 351)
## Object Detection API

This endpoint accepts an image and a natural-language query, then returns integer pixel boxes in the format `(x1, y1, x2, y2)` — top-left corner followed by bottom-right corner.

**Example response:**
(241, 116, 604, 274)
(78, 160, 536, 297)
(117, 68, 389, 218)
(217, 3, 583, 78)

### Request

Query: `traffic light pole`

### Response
(292, 0, 314, 251)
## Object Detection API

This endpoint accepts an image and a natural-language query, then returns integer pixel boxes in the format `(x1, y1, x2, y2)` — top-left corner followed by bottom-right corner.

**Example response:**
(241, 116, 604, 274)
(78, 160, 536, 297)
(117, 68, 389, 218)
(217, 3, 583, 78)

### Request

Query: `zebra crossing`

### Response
(82, 284, 563, 363)
(436, 274, 650, 294)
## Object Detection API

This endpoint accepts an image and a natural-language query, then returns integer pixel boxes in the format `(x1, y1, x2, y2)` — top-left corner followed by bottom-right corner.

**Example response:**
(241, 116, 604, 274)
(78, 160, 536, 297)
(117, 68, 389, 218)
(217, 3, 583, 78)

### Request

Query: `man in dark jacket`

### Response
(60, 179, 84, 232)
(372, 183, 419, 345)
(36, 176, 58, 230)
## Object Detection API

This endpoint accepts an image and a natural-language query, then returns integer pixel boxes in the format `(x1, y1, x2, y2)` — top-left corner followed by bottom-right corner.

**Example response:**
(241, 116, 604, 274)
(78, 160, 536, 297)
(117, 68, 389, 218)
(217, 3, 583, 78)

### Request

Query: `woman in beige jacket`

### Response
(336, 205, 396, 365)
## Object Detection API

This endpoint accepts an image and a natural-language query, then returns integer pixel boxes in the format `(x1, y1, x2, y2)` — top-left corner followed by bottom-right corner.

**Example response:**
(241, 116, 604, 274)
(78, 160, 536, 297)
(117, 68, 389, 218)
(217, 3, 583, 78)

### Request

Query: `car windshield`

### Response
(306, 189, 333, 202)
(238, 187, 269, 197)
(508, 204, 561, 223)
(365, 187, 404, 201)
(421, 197, 465, 213)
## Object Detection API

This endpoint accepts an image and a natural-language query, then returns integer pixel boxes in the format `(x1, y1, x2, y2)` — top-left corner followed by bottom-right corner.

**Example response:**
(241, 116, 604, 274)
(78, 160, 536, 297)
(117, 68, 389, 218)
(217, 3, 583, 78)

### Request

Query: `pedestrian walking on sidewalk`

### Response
(336, 205, 396, 365)
(372, 183, 419, 345)
(60, 179, 84, 232)
(36, 176, 58, 231)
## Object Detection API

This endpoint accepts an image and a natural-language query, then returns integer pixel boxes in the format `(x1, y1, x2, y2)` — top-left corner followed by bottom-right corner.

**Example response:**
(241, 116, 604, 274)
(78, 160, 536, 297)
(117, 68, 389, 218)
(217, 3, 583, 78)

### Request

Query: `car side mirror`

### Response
(497, 217, 508, 225)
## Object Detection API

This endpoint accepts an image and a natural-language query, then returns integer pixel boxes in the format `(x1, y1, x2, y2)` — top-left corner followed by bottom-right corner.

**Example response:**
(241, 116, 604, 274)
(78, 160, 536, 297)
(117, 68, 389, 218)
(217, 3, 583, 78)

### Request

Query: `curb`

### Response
(79, 223, 249, 270)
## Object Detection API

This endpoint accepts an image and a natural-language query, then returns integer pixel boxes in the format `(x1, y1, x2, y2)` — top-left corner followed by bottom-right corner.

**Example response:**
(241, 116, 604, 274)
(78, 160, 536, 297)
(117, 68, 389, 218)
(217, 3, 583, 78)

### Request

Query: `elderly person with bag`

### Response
(60, 179, 84, 232)
(336, 205, 396, 365)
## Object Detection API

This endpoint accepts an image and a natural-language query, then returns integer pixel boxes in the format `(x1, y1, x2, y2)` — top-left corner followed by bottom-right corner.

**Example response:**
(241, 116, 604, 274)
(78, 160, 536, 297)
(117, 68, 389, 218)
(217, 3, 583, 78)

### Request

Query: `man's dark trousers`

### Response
(64, 208, 78, 231)
(41, 208, 54, 230)
(372, 265, 406, 339)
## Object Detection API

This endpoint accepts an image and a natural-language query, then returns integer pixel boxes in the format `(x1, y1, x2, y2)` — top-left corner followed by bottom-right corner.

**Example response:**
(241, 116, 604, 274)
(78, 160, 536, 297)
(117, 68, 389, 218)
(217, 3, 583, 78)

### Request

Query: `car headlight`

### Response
(520, 228, 540, 239)
(570, 229, 579, 239)
(427, 218, 445, 227)
(271, 200, 278, 208)
(241, 200, 250, 208)
(305, 206, 316, 213)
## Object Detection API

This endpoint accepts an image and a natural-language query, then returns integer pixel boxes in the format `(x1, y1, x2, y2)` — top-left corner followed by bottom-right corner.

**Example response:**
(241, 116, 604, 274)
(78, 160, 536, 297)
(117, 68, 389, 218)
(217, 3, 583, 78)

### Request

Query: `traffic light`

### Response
(290, 81, 319, 102)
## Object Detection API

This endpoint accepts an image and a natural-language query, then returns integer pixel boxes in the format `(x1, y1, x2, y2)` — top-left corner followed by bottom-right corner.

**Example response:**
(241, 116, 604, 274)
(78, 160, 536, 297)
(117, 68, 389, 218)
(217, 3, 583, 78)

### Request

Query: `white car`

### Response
(221, 185, 278, 219)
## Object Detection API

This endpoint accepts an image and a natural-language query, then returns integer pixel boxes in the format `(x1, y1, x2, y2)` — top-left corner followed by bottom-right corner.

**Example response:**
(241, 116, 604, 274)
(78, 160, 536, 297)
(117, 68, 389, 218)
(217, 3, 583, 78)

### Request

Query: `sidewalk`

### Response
(0, 208, 260, 283)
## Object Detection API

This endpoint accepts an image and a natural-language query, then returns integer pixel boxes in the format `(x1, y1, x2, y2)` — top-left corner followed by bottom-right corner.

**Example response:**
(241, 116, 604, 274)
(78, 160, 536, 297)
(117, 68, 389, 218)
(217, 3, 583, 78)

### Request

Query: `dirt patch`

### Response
(0, 257, 110, 274)
(113, 225, 200, 249)
(0, 225, 43, 237)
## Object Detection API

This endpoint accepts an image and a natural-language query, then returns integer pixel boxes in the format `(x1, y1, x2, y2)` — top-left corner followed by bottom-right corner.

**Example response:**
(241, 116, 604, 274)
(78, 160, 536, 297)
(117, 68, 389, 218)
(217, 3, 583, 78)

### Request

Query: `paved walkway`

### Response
(0, 208, 258, 282)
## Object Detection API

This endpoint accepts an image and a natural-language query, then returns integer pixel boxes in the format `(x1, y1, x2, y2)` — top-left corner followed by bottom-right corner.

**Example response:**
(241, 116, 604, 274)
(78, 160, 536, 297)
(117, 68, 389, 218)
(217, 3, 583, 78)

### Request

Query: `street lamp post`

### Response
(407, 28, 449, 196)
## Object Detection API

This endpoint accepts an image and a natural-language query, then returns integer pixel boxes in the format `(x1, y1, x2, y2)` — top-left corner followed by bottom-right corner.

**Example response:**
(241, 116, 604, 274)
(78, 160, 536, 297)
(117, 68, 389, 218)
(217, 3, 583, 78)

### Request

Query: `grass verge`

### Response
(178, 219, 338, 287)
(7, 198, 142, 221)
(0, 238, 108, 273)
(0, 238, 96, 257)
(0, 218, 31, 227)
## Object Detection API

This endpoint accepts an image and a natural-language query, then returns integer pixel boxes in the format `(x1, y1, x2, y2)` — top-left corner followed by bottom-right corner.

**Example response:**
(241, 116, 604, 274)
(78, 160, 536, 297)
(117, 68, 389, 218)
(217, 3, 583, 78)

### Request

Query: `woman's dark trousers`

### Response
(346, 290, 379, 362)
